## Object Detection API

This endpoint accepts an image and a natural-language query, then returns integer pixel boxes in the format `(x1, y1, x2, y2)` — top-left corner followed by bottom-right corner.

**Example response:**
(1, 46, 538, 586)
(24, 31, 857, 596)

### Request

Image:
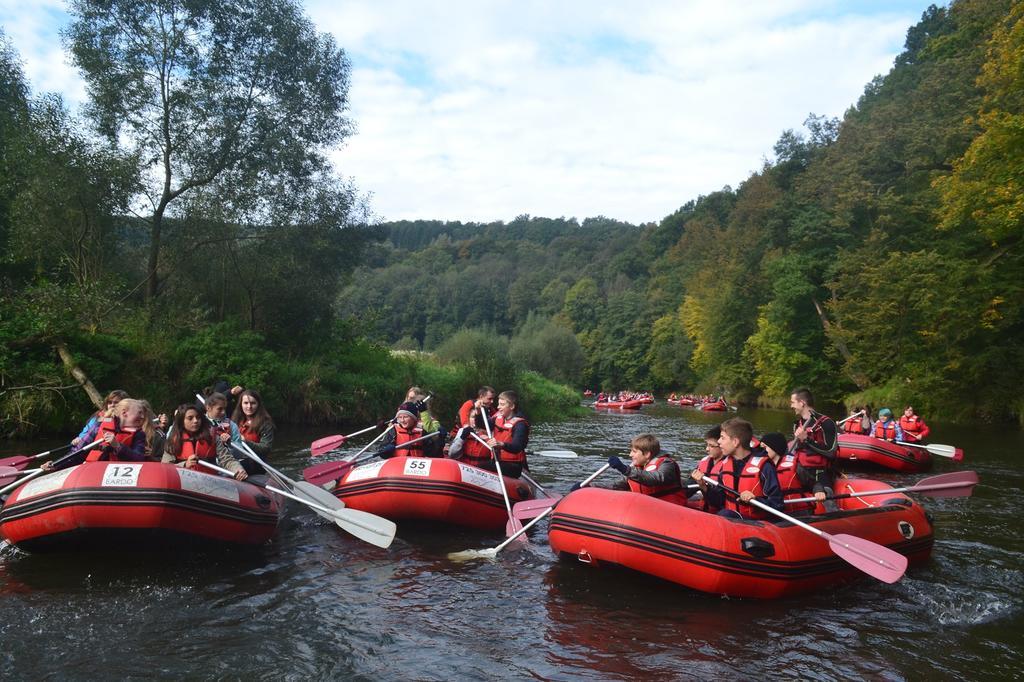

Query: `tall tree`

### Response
(65, 0, 353, 299)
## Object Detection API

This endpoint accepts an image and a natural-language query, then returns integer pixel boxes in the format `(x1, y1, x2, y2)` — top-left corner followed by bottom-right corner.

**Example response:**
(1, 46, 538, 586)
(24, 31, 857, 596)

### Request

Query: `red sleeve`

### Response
(458, 400, 473, 427)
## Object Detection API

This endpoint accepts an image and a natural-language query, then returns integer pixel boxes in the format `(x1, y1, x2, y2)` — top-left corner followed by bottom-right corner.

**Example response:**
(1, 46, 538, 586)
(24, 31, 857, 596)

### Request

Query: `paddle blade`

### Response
(310, 434, 347, 456)
(913, 471, 978, 498)
(512, 497, 560, 521)
(505, 516, 527, 541)
(534, 450, 578, 459)
(0, 456, 29, 471)
(828, 533, 908, 584)
(447, 547, 499, 562)
(924, 443, 959, 459)
(332, 507, 397, 549)
(0, 465, 28, 487)
(303, 460, 353, 487)
(292, 480, 346, 511)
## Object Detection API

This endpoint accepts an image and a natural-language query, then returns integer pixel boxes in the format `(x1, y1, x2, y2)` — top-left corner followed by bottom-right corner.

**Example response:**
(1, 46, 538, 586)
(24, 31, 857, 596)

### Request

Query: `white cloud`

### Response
(2, 0, 930, 224)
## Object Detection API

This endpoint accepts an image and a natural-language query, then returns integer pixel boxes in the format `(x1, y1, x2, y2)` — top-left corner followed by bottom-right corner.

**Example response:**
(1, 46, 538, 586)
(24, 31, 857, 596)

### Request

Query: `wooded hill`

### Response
(339, 0, 1024, 423)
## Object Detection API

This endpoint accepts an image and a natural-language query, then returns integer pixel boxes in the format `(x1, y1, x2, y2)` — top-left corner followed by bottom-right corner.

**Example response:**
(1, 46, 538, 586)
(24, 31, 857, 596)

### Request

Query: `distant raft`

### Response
(836, 433, 932, 472)
(593, 400, 644, 410)
(317, 456, 536, 531)
(547, 479, 933, 599)
(0, 461, 282, 552)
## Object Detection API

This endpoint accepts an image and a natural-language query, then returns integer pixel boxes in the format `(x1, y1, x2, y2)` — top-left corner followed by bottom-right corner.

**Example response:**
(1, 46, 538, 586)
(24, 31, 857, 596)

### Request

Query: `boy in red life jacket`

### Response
(708, 418, 784, 519)
(758, 431, 815, 515)
(870, 408, 904, 442)
(899, 406, 930, 442)
(481, 390, 529, 478)
(690, 425, 726, 512)
(582, 434, 687, 505)
(790, 387, 838, 511)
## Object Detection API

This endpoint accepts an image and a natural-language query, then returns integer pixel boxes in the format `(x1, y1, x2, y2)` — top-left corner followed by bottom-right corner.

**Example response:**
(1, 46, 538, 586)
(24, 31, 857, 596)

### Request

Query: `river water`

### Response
(1, 404, 1020, 680)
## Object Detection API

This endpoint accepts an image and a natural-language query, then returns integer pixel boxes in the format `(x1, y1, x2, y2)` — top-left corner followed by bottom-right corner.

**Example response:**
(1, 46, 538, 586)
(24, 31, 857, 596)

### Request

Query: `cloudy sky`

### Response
(0, 1, 936, 224)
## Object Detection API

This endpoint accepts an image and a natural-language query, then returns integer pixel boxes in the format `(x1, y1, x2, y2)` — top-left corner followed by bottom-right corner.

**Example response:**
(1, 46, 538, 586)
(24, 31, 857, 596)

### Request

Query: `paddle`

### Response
(309, 395, 434, 457)
(475, 416, 521, 538)
(302, 430, 444, 488)
(0, 465, 32, 488)
(895, 440, 960, 459)
(702, 477, 907, 583)
(785, 471, 979, 505)
(0, 443, 75, 471)
(352, 423, 395, 460)
(531, 449, 578, 459)
(0, 438, 104, 497)
(232, 439, 397, 548)
(836, 410, 865, 427)
(519, 470, 547, 494)
(197, 459, 396, 549)
(512, 462, 600, 522)
(448, 464, 611, 562)
(310, 425, 379, 456)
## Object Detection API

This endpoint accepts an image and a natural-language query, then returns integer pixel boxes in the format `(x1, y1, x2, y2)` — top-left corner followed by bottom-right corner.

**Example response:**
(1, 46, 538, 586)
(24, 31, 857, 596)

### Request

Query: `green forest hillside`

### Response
(2, 0, 1021, 435)
(340, 0, 1024, 423)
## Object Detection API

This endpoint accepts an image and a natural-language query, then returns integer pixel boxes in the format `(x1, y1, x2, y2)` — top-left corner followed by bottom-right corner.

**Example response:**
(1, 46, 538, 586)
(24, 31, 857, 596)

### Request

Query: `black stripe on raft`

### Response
(549, 508, 933, 582)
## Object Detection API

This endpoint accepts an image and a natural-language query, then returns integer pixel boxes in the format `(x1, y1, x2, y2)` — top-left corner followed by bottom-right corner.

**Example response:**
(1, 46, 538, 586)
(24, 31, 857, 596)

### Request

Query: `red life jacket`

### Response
(458, 430, 493, 466)
(85, 417, 137, 462)
(492, 414, 528, 465)
(695, 454, 720, 477)
(627, 456, 687, 505)
(238, 419, 260, 444)
(873, 420, 898, 440)
(720, 454, 772, 520)
(899, 415, 928, 440)
(175, 432, 217, 462)
(793, 413, 832, 469)
(775, 454, 814, 513)
(395, 424, 426, 456)
(843, 418, 865, 435)
(700, 456, 727, 513)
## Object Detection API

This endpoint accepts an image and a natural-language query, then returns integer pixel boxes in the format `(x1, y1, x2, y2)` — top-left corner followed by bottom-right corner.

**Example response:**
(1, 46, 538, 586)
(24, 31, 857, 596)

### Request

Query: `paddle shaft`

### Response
(343, 424, 378, 440)
(836, 410, 865, 427)
(704, 477, 904, 571)
(195, 460, 369, 529)
(470, 429, 516, 525)
(352, 424, 394, 460)
(520, 470, 549, 497)
(494, 464, 610, 553)
(230, 438, 396, 547)
(895, 440, 957, 457)
(0, 439, 104, 496)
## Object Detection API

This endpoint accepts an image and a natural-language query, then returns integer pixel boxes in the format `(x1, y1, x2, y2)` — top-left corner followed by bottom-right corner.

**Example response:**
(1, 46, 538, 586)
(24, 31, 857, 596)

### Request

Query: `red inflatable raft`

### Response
(594, 400, 643, 410)
(700, 401, 728, 411)
(0, 462, 282, 552)
(547, 479, 933, 599)
(323, 456, 535, 530)
(836, 434, 931, 472)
